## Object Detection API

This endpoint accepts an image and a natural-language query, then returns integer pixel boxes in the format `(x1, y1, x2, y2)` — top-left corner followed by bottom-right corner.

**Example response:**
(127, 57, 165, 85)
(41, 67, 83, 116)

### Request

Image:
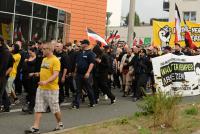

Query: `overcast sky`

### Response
(122, 0, 169, 23)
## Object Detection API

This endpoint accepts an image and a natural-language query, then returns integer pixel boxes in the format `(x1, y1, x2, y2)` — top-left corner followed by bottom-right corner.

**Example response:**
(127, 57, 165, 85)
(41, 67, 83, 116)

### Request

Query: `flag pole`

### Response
(127, 0, 136, 48)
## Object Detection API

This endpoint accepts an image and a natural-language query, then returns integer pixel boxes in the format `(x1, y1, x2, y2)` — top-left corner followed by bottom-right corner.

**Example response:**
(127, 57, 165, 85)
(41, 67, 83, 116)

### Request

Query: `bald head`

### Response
(54, 42, 63, 53)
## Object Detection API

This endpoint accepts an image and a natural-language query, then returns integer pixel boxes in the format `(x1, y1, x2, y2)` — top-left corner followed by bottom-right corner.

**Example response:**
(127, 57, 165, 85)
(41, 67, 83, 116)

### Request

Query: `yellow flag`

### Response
(153, 20, 200, 48)
(2, 23, 12, 40)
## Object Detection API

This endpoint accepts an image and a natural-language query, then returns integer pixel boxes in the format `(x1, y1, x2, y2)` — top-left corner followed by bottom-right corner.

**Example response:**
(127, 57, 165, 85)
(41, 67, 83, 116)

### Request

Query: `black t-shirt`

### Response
(0, 46, 11, 78)
(76, 50, 95, 74)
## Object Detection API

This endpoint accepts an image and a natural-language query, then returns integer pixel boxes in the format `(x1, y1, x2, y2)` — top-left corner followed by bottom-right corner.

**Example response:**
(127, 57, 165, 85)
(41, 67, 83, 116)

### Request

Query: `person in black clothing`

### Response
(15, 41, 28, 94)
(72, 39, 95, 109)
(93, 45, 116, 104)
(0, 37, 13, 112)
(22, 48, 38, 114)
(54, 42, 70, 104)
(64, 42, 77, 97)
(128, 48, 151, 101)
(104, 45, 114, 91)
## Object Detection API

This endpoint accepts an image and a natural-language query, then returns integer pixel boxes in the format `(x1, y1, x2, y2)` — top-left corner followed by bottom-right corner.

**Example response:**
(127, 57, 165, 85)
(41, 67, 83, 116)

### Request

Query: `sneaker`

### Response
(111, 99, 116, 104)
(0, 106, 10, 113)
(53, 122, 64, 131)
(14, 98, 20, 104)
(24, 127, 40, 134)
(104, 95, 108, 100)
(132, 98, 139, 102)
(88, 104, 95, 108)
(71, 105, 79, 109)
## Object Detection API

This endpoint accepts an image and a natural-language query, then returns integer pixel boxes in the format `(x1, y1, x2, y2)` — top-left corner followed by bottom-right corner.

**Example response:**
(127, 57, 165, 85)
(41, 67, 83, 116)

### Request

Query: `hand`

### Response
(38, 81, 48, 86)
(95, 58, 101, 63)
(61, 77, 65, 83)
(84, 73, 90, 79)
(29, 73, 34, 77)
(25, 59, 28, 62)
(34, 73, 40, 77)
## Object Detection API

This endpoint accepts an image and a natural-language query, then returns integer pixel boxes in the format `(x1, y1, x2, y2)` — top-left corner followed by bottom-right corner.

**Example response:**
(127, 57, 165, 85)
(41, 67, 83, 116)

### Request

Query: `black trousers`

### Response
(15, 73, 23, 94)
(65, 75, 75, 96)
(59, 80, 65, 104)
(93, 74, 115, 103)
(26, 77, 38, 110)
(134, 73, 148, 99)
(113, 71, 121, 89)
(73, 74, 95, 108)
(0, 77, 10, 109)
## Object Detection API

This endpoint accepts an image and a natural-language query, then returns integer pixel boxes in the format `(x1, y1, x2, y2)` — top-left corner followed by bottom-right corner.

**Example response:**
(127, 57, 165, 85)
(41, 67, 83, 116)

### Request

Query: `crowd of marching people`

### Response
(1, 36, 200, 115)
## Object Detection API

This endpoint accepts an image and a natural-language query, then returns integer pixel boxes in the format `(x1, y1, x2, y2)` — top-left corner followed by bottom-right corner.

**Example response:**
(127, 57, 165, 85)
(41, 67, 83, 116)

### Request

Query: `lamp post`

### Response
(127, 0, 136, 47)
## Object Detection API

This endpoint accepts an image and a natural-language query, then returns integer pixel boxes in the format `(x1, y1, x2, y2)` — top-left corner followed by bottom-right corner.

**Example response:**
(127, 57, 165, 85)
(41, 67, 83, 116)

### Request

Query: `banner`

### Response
(153, 20, 200, 47)
(2, 23, 12, 41)
(152, 53, 200, 96)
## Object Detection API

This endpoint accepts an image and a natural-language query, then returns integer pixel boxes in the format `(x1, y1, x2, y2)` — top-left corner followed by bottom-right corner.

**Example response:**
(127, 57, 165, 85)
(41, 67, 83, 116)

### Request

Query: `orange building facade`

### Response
(33, 0, 107, 42)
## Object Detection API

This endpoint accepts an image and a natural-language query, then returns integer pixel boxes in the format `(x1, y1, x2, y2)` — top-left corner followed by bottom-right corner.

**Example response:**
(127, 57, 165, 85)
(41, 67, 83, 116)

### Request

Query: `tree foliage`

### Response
(124, 12, 140, 26)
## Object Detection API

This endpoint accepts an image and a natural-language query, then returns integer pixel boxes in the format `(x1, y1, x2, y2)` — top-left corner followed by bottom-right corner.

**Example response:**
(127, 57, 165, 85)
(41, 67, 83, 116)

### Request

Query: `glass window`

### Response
(57, 23, 64, 41)
(65, 25, 70, 43)
(183, 11, 196, 21)
(191, 12, 196, 21)
(47, 7, 58, 21)
(33, 4, 47, 19)
(46, 21, 56, 41)
(58, 10, 66, 23)
(0, 0, 15, 13)
(32, 18, 46, 41)
(16, 0, 32, 16)
(66, 12, 71, 25)
(0, 12, 13, 42)
(183, 12, 190, 21)
(14, 15, 31, 42)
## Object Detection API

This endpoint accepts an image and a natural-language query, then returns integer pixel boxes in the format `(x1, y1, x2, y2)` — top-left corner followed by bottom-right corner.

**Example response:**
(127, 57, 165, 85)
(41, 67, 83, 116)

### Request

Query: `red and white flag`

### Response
(87, 28, 107, 46)
(175, 3, 182, 43)
(184, 20, 197, 50)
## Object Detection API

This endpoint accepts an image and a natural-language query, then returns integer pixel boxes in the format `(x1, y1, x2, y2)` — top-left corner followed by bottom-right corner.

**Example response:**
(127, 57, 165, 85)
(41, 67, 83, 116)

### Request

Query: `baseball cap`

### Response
(80, 39, 90, 45)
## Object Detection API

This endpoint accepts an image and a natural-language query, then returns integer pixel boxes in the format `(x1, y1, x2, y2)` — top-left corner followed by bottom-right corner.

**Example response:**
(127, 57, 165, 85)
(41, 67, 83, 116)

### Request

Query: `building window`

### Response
(33, 4, 47, 19)
(57, 23, 64, 42)
(183, 11, 196, 21)
(47, 7, 58, 21)
(46, 21, 56, 41)
(58, 10, 66, 23)
(0, 0, 15, 13)
(32, 18, 46, 41)
(16, 0, 32, 16)
(0, 0, 71, 43)
(14, 15, 31, 42)
(0, 12, 13, 42)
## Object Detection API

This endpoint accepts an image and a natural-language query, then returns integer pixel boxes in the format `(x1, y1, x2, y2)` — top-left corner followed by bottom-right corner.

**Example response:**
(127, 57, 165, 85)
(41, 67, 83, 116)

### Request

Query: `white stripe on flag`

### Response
(87, 32, 108, 45)
(175, 4, 181, 42)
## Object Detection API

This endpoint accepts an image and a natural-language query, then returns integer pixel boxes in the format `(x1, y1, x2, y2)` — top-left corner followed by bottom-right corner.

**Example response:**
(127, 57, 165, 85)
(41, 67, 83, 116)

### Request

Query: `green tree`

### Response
(124, 12, 140, 26)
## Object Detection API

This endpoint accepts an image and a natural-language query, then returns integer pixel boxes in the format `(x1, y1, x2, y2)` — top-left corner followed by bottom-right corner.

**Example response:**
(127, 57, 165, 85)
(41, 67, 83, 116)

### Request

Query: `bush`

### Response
(185, 106, 198, 115)
(115, 118, 129, 125)
(137, 89, 182, 127)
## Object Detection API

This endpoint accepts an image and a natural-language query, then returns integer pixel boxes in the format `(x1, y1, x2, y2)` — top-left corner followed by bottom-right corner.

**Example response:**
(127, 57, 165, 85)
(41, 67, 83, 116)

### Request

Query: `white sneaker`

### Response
(104, 95, 108, 100)
(53, 122, 64, 131)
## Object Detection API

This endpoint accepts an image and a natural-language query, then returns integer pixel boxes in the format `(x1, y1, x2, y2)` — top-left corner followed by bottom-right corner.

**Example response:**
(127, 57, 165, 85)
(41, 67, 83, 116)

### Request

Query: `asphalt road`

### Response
(0, 89, 199, 134)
